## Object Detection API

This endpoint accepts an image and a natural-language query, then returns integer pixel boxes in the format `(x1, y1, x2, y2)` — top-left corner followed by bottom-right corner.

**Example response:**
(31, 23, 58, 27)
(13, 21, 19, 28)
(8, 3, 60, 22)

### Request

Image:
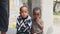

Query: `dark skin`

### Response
(20, 7, 29, 19)
(33, 10, 43, 34)
(1, 32, 6, 34)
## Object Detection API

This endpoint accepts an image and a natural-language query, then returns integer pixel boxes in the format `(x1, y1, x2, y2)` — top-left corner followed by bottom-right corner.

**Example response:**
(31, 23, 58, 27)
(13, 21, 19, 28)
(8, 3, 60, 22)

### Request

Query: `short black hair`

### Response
(33, 7, 42, 18)
(33, 7, 41, 13)
(20, 5, 28, 11)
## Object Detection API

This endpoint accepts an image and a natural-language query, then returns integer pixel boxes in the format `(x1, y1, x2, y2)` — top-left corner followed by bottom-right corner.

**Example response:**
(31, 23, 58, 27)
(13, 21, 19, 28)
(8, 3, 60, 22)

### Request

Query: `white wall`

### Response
(41, 0, 53, 34)
(9, 0, 23, 28)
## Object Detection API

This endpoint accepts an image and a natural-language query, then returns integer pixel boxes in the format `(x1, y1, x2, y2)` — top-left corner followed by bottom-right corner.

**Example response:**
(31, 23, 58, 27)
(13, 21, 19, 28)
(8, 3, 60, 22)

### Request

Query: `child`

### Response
(32, 7, 43, 34)
(16, 6, 32, 34)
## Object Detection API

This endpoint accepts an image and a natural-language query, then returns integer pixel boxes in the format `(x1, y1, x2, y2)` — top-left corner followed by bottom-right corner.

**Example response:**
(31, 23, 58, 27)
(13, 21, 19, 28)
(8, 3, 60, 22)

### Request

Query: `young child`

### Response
(16, 6, 32, 34)
(32, 7, 43, 34)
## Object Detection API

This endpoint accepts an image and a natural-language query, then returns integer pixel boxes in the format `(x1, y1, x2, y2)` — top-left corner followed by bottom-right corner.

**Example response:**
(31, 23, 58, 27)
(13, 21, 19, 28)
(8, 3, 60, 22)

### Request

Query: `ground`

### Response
(53, 15, 60, 34)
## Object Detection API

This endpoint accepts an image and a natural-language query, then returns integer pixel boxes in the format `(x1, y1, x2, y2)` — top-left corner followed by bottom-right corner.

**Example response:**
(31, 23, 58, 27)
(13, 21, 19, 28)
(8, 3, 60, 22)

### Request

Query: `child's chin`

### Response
(22, 17, 27, 18)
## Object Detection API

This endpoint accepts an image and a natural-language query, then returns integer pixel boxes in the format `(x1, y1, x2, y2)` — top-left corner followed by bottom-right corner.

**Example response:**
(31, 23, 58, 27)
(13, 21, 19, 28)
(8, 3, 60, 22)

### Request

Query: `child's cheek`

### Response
(35, 15, 39, 18)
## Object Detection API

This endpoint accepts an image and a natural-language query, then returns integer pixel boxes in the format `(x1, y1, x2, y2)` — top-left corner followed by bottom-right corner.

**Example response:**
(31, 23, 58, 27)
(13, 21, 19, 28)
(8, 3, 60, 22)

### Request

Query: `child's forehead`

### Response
(20, 7, 28, 12)
(34, 10, 40, 13)
(22, 7, 28, 10)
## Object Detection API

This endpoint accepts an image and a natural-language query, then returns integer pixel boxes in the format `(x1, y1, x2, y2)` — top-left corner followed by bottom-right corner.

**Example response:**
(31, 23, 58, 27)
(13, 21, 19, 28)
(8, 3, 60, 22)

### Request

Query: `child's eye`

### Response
(37, 14, 40, 15)
(34, 13, 40, 15)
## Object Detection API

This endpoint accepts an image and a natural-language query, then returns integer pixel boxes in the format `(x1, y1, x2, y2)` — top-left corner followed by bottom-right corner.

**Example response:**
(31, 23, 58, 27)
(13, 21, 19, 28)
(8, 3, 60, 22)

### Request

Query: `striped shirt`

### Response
(16, 16, 32, 33)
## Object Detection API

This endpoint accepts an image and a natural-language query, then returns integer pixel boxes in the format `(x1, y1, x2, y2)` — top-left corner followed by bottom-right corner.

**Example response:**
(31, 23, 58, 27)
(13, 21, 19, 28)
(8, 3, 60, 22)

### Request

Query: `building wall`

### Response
(9, 0, 23, 28)
(41, 0, 53, 34)
(10, 0, 14, 10)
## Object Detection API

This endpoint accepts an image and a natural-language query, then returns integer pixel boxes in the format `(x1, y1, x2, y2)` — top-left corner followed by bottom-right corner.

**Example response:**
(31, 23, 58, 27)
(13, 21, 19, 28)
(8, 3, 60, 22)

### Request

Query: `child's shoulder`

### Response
(26, 16, 32, 22)
(28, 15, 31, 18)
(17, 16, 22, 20)
(27, 16, 31, 19)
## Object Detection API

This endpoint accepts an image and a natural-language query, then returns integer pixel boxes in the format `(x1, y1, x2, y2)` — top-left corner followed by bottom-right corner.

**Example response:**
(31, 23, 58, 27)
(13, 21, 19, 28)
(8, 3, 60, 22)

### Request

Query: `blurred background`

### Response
(53, 0, 60, 34)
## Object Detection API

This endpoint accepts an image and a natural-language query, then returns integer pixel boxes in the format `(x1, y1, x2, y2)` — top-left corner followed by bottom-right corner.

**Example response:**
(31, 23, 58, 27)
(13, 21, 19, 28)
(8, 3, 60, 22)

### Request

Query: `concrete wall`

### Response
(9, 0, 23, 28)
(41, 0, 53, 34)
(32, 0, 41, 9)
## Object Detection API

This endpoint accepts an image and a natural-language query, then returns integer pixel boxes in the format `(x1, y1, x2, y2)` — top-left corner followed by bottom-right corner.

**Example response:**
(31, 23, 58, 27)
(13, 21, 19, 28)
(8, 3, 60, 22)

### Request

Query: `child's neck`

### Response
(22, 16, 28, 21)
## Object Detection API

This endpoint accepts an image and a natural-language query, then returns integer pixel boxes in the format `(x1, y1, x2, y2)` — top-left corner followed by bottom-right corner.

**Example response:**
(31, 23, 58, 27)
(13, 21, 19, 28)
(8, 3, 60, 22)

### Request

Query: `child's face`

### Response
(20, 7, 28, 18)
(33, 10, 41, 19)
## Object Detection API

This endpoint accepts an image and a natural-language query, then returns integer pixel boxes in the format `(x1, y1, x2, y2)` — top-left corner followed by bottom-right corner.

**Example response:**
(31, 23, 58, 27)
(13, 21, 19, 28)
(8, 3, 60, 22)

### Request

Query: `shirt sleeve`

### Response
(16, 18, 20, 31)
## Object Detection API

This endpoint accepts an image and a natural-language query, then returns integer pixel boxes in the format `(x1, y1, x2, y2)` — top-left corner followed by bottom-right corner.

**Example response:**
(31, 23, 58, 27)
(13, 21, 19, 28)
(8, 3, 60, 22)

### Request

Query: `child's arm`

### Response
(16, 18, 23, 31)
(35, 18, 43, 29)
(31, 26, 34, 34)
(16, 19, 19, 31)
(31, 28, 37, 34)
